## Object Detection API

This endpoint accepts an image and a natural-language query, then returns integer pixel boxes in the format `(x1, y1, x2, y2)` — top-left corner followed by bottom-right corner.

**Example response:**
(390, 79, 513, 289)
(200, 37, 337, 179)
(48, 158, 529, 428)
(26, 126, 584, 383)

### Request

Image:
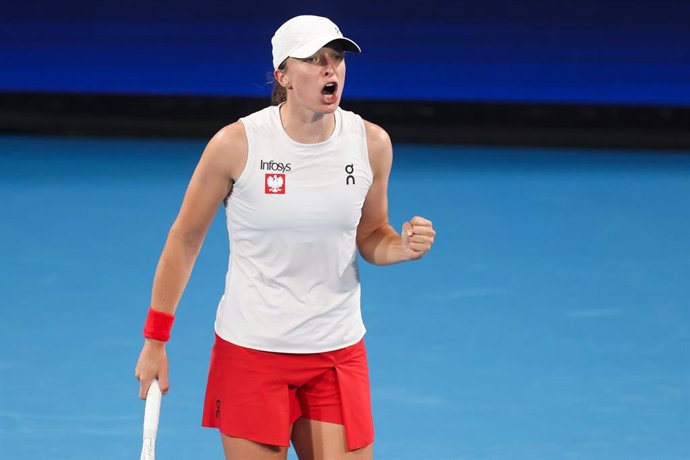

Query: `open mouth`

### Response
(322, 82, 338, 96)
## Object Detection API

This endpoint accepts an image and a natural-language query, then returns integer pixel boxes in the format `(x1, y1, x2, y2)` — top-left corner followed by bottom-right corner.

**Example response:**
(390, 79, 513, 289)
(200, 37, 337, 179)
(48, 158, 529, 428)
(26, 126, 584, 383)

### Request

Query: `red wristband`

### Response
(143, 307, 175, 342)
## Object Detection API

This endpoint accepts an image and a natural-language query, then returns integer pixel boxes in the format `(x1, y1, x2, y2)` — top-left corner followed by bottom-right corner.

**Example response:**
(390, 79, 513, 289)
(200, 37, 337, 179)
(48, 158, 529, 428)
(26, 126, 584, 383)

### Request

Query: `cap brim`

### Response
(289, 36, 361, 59)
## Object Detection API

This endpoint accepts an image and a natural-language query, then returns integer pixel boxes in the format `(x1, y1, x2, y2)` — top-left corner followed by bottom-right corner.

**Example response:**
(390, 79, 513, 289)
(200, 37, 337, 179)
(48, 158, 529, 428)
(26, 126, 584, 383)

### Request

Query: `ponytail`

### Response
(271, 81, 287, 106)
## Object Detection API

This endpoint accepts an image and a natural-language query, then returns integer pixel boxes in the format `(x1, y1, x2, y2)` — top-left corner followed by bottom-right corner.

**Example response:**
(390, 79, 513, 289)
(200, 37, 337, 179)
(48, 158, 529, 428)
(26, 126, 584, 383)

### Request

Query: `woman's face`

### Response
(278, 44, 347, 114)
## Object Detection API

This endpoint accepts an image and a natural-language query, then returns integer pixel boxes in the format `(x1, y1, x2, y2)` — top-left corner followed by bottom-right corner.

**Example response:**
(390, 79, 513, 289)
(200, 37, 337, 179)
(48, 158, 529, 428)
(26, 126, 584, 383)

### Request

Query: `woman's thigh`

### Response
(221, 434, 289, 460)
(291, 418, 373, 460)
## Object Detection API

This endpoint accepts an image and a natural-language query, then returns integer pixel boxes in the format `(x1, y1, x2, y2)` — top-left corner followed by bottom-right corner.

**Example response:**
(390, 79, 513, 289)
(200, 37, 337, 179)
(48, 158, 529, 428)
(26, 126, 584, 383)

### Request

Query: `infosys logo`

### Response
(260, 159, 292, 173)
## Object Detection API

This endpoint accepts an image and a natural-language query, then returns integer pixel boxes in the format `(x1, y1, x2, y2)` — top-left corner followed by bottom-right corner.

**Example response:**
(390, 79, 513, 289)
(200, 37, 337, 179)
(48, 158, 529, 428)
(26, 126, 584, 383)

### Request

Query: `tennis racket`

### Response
(140, 379, 162, 460)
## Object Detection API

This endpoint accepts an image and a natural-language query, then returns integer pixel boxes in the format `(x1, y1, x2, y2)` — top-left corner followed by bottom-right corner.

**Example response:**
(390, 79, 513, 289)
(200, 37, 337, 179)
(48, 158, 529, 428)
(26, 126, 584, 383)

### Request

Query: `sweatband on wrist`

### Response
(143, 307, 175, 342)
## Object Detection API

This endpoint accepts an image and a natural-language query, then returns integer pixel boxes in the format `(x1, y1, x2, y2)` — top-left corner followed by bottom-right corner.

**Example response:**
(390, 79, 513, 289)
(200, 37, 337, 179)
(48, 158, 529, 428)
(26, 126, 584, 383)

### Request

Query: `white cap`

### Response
(271, 15, 361, 70)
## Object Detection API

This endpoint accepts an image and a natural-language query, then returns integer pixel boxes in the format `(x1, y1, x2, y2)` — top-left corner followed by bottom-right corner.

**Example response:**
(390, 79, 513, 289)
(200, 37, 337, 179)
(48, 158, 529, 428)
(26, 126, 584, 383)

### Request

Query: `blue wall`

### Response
(1, 1, 689, 105)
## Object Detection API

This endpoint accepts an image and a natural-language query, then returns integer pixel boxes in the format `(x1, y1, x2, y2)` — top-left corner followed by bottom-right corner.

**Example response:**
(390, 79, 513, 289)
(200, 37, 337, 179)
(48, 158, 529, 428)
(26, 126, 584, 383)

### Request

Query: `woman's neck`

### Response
(279, 102, 336, 144)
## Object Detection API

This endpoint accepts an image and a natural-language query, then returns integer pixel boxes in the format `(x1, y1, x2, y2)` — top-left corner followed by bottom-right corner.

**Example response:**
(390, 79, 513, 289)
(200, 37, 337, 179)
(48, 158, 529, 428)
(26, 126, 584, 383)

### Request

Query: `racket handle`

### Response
(140, 438, 156, 460)
(143, 379, 162, 440)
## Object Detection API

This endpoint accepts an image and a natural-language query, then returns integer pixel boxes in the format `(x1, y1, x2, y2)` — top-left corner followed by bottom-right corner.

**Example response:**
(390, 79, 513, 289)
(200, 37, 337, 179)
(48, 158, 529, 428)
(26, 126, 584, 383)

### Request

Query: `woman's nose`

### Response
(322, 58, 336, 74)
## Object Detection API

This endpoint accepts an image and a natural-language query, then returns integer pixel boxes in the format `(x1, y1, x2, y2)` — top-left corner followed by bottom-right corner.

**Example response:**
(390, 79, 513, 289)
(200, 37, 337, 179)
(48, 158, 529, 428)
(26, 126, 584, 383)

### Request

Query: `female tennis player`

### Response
(135, 15, 435, 459)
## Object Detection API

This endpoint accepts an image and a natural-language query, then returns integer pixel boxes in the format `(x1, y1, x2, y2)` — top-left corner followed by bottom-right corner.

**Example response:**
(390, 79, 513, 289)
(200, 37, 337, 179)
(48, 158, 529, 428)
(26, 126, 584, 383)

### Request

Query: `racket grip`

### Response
(140, 438, 156, 460)
(143, 379, 162, 440)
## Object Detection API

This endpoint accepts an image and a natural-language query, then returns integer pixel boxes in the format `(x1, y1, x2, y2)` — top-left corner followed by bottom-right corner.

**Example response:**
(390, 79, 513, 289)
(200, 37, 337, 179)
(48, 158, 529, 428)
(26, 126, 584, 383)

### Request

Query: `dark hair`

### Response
(271, 60, 288, 106)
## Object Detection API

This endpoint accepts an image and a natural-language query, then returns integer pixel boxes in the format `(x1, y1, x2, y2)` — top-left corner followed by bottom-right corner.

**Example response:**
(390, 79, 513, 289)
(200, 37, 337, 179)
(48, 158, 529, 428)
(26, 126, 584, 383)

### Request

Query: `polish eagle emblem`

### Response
(266, 174, 285, 194)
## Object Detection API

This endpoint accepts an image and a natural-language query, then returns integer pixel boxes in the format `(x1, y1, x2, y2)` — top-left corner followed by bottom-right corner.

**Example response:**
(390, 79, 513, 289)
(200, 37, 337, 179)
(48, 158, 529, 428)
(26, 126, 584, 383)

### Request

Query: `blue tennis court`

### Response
(1, 134, 688, 459)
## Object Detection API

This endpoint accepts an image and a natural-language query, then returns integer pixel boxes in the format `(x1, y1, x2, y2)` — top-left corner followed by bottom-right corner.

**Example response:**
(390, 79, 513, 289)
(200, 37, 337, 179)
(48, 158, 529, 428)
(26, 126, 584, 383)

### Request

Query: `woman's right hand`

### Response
(135, 339, 170, 399)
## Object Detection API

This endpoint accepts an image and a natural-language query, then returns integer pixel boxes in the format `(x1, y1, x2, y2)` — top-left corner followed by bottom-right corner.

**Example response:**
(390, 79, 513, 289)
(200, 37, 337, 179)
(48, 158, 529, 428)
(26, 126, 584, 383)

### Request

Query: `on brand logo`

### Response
(345, 164, 355, 185)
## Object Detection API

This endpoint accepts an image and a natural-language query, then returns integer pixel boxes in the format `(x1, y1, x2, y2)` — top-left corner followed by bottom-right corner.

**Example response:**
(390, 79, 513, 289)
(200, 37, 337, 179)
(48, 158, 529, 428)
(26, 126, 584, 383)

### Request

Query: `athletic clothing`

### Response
(203, 105, 375, 450)
(202, 335, 374, 451)
(214, 105, 373, 353)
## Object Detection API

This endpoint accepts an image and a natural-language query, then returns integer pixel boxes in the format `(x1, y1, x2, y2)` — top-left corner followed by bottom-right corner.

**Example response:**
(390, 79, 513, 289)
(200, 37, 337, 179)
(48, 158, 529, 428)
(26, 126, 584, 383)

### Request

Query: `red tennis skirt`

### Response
(201, 334, 374, 451)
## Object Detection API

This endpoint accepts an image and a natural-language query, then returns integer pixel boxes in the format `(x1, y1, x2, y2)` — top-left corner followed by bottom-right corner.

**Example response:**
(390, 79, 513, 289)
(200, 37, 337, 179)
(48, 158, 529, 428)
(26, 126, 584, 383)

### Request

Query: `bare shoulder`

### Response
(208, 121, 247, 156)
(363, 120, 393, 175)
(364, 120, 392, 153)
(203, 121, 248, 183)
(213, 121, 247, 145)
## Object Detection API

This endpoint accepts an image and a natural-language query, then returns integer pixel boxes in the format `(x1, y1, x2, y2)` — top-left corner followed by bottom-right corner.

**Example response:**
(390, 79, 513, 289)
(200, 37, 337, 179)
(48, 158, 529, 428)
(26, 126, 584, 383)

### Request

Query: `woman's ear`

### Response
(274, 68, 291, 89)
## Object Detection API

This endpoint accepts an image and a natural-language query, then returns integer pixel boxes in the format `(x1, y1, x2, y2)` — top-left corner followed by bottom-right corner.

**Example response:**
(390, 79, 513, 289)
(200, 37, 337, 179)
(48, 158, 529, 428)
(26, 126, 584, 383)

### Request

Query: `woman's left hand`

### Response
(401, 216, 436, 261)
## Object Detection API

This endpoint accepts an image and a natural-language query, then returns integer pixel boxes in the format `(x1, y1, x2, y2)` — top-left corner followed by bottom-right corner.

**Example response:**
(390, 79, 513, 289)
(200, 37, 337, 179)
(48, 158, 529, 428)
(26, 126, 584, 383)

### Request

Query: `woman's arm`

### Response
(135, 122, 247, 398)
(356, 121, 435, 265)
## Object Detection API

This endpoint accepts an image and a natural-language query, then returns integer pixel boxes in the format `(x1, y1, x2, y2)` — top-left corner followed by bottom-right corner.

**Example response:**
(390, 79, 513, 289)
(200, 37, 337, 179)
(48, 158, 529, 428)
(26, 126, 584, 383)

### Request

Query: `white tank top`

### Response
(214, 105, 373, 353)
